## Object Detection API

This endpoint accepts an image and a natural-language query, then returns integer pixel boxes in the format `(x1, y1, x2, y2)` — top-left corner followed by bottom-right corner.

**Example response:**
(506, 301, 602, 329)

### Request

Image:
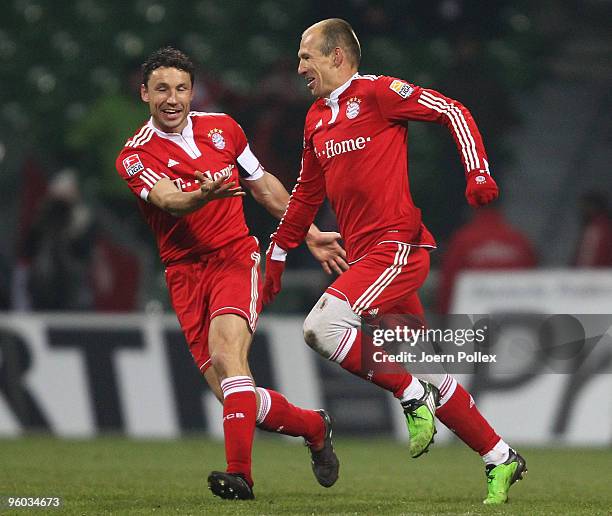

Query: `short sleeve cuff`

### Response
(237, 144, 264, 180)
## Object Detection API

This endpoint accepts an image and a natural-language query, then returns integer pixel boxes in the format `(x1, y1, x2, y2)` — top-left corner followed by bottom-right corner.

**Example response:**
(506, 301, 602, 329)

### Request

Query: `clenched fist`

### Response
(465, 170, 499, 207)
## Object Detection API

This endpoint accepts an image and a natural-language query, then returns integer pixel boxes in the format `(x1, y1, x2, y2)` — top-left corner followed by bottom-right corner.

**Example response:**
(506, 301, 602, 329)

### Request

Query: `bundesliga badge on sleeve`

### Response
(389, 79, 414, 99)
(123, 154, 144, 176)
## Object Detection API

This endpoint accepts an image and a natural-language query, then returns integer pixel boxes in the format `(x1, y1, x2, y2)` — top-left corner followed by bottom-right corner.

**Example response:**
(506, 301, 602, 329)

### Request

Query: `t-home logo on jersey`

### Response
(324, 136, 371, 158)
(122, 154, 144, 176)
(201, 164, 235, 181)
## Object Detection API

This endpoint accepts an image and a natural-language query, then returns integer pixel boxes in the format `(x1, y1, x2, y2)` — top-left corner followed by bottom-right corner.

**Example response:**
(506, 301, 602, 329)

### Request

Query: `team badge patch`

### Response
(389, 80, 414, 99)
(208, 128, 226, 150)
(346, 97, 361, 119)
(122, 154, 144, 176)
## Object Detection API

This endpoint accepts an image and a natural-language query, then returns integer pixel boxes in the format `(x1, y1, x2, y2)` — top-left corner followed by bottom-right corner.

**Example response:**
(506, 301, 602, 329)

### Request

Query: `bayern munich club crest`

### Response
(208, 128, 226, 150)
(346, 97, 361, 119)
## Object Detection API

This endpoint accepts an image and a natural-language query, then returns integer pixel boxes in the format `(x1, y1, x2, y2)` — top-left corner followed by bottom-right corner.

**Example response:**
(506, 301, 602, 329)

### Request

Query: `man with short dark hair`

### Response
(317, 18, 361, 67)
(264, 19, 526, 504)
(116, 46, 346, 500)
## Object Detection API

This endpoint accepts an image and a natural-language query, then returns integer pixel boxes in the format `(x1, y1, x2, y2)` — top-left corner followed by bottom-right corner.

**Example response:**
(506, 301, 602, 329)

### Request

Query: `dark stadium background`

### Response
(1, 2, 611, 513)
(1, 0, 610, 313)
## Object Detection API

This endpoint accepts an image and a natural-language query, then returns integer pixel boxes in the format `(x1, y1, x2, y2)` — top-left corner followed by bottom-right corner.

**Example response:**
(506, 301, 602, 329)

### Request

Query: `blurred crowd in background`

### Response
(1, 0, 611, 313)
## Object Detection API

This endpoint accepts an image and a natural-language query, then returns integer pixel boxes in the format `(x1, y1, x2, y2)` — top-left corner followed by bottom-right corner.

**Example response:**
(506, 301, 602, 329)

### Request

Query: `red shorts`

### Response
(165, 236, 262, 372)
(327, 242, 430, 320)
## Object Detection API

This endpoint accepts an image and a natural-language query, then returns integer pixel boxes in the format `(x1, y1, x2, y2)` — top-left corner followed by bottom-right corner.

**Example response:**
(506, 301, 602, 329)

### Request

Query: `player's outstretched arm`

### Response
(374, 77, 499, 207)
(241, 170, 289, 219)
(148, 174, 244, 217)
(243, 171, 347, 274)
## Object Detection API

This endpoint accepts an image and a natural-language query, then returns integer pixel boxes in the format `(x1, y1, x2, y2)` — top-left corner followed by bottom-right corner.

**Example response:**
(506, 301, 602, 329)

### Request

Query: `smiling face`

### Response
(297, 28, 341, 99)
(141, 67, 193, 133)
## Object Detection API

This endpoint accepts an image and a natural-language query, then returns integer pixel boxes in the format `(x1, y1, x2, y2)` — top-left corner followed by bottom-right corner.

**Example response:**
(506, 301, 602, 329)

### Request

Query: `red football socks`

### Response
(256, 388, 325, 448)
(220, 376, 257, 486)
(436, 380, 500, 455)
(337, 329, 414, 399)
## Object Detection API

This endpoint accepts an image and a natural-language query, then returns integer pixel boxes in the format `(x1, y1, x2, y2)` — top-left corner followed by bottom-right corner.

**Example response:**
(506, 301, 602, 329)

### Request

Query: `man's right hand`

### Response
(262, 242, 287, 305)
(195, 171, 245, 203)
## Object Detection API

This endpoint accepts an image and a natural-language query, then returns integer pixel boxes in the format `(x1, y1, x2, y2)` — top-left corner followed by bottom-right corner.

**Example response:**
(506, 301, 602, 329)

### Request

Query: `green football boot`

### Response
(483, 449, 527, 504)
(401, 381, 439, 458)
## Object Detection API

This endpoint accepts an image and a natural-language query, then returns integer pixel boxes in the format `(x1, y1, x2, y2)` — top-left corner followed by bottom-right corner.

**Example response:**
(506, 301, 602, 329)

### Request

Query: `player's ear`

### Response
(333, 47, 343, 67)
(140, 84, 149, 102)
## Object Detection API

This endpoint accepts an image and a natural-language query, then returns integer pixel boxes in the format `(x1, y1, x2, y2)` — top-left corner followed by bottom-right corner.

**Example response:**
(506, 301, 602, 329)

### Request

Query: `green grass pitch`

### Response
(1, 436, 611, 514)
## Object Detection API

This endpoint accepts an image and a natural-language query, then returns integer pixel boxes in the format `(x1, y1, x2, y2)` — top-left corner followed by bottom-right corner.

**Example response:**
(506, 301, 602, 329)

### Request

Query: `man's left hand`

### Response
(306, 231, 349, 275)
(465, 170, 499, 207)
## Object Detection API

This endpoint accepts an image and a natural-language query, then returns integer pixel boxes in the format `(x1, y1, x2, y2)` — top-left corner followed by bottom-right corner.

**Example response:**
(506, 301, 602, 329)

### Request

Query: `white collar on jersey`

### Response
(326, 72, 358, 102)
(324, 73, 358, 124)
(146, 115, 202, 159)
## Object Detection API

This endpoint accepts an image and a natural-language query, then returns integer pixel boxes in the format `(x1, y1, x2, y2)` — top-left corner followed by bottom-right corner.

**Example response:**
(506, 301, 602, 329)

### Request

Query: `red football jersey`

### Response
(273, 74, 490, 262)
(116, 112, 264, 265)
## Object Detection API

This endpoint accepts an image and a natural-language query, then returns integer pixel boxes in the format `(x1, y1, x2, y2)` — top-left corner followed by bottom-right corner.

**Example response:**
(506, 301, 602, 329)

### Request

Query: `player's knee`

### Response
(303, 293, 360, 359)
(303, 306, 337, 359)
(208, 317, 250, 374)
(209, 350, 235, 376)
(209, 342, 248, 378)
(303, 310, 326, 354)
